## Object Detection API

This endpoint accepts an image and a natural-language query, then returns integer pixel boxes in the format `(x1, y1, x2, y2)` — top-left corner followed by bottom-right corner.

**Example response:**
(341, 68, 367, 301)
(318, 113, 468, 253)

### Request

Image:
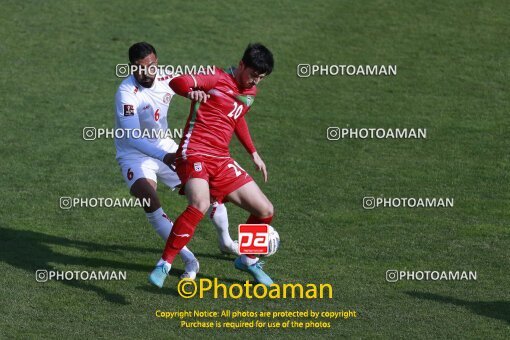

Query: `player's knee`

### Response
(190, 200, 210, 214)
(130, 182, 160, 212)
(258, 200, 274, 218)
(266, 201, 274, 217)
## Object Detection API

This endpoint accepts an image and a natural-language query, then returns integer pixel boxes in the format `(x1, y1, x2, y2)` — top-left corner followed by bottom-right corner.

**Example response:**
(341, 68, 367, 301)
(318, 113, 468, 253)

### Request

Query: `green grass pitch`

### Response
(0, 0, 508, 338)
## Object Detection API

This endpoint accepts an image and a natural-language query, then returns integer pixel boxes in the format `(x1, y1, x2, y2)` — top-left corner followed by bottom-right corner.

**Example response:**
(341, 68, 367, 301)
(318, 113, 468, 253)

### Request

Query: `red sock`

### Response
(245, 214, 273, 258)
(161, 206, 204, 263)
(246, 214, 273, 225)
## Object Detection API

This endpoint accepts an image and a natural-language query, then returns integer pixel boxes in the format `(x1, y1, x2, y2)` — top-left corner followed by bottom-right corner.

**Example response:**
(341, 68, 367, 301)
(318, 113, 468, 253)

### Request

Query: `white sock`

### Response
(208, 202, 233, 248)
(146, 207, 172, 240)
(179, 247, 195, 263)
(241, 255, 259, 266)
(146, 207, 195, 263)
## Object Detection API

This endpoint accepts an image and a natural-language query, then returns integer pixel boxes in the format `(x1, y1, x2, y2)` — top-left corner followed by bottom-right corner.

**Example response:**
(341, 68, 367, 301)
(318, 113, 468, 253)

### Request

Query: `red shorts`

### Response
(176, 155, 253, 203)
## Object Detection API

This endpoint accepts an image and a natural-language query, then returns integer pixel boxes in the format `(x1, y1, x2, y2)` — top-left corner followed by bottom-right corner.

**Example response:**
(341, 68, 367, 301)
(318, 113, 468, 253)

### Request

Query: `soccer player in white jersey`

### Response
(114, 42, 239, 279)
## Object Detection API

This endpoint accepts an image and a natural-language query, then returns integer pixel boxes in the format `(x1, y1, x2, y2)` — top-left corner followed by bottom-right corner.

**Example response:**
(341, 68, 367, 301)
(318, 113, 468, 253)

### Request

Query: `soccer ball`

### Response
(263, 225, 280, 257)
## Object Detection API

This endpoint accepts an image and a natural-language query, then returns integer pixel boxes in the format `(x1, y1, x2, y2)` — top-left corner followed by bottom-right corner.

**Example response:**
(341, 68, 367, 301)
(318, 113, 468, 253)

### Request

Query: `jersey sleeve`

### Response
(169, 71, 221, 97)
(115, 90, 168, 161)
(234, 116, 256, 154)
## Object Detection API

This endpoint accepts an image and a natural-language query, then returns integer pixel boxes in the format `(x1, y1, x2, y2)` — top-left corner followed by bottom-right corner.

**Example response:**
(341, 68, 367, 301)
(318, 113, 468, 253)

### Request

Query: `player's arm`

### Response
(115, 91, 174, 165)
(235, 116, 268, 182)
(169, 72, 220, 103)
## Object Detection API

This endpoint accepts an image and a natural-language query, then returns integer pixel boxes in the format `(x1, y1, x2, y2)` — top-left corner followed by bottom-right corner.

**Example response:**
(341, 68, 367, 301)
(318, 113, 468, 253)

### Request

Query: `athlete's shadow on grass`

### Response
(406, 291, 510, 324)
(138, 268, 241, 297)
(138, 252, 240, 297)
(0, 226, 248, 303)
(0, 225, 158, 305)
(193, 252, 236, 262)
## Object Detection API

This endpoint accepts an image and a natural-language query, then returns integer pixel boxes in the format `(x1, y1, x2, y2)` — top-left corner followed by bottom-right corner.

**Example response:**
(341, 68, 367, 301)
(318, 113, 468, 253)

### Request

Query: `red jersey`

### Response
(170, 67, 257, 159)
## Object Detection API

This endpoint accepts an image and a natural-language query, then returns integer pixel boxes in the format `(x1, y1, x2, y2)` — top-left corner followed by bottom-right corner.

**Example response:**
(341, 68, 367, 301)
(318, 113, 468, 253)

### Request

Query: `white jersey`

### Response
(114, 71, 177, 161)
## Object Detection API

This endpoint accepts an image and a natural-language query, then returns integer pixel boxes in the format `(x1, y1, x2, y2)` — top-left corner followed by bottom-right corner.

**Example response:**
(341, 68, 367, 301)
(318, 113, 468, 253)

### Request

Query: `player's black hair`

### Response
(242, 43, 274, 75)
(129, 42, 157, 64)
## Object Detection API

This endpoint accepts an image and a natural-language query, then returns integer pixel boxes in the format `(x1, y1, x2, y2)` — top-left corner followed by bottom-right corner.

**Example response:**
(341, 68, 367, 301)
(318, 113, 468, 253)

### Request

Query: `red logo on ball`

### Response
(238, 224, 269, 255)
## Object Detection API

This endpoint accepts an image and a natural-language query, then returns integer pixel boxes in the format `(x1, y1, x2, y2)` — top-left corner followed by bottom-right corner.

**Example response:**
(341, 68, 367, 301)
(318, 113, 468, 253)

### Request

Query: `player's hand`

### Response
(163, 152, 177, 169)
(251, 152, 268, 182)
(187, 90, 210, 103)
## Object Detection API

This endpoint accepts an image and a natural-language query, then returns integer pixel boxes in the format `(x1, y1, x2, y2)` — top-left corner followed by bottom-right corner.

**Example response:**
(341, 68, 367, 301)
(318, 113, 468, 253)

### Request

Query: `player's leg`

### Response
(149, 177, 210, 288)
(150, 159, 201, 279)
(227, 181, 274, 274)
(226, 181, 274, 222)
(161, 177, 210, 260)
(130, 177, 167, 237)
(158, 159, 237, 255)
(121, 160, 169, 237)
(208, 202, 239, 255)
(120, 160, 197, 278)
(212, 160, 275, 286)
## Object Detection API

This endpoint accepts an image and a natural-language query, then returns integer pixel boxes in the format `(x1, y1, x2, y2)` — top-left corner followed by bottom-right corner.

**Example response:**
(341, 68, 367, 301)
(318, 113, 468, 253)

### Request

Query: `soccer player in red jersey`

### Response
(149, 43, 275, 287)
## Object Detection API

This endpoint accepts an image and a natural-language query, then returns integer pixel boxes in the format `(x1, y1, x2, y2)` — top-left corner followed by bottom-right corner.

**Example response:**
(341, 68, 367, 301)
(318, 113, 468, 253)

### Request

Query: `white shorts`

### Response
(118, 156, 181, 190)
